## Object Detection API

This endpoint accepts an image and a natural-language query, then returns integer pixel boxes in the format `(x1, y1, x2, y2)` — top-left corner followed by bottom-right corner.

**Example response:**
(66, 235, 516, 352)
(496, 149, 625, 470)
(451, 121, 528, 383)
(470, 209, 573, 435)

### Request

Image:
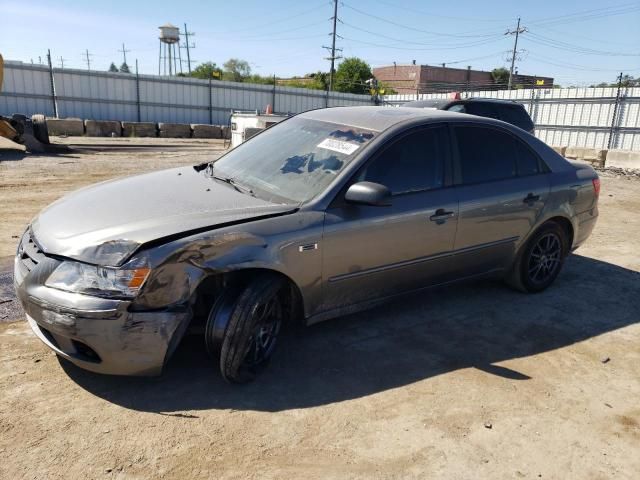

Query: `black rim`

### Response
(242, 295, 283, 368)
(527, 233, 562, 284)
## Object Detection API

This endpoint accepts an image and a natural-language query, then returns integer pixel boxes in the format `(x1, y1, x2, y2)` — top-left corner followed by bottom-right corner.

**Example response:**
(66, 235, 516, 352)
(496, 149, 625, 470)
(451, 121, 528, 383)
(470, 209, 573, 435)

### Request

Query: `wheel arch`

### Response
(545, 215, 575, 250)
(192, 267, 305, 325)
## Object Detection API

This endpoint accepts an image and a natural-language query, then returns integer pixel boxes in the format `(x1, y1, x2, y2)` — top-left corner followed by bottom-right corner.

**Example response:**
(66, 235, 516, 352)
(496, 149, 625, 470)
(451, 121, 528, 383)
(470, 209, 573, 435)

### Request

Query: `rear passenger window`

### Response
(514, 140, 540, 176)
(360, 126, 448, 194)
(454, 126, 516, 184)
(464, 103, 500, 120)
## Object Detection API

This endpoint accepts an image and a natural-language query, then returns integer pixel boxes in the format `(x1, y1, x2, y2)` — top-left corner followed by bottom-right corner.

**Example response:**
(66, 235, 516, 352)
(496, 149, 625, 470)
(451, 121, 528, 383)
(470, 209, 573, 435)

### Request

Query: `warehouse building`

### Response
(373, 63, 553, 94)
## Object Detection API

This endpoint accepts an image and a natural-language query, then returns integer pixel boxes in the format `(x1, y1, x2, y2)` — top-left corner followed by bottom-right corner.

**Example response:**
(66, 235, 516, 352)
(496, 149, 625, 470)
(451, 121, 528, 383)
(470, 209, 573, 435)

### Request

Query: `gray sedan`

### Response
(14, 107, 600, 382)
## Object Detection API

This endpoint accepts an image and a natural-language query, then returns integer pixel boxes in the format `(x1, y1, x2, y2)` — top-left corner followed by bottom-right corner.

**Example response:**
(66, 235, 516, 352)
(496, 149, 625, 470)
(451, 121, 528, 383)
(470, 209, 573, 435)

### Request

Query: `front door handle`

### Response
(430, 208, 455, 224)
(523, 193, 540, 204)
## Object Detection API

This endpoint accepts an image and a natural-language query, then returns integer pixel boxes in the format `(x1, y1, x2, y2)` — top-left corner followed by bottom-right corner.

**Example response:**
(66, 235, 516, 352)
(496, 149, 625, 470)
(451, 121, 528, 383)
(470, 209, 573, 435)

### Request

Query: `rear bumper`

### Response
(14, 255, 189, 376)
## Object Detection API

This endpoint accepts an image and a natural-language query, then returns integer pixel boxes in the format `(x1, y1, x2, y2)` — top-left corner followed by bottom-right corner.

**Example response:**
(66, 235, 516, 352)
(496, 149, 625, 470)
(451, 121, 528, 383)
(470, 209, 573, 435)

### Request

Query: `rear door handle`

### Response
(429, 208, 455, 223)
(523, 193, 540, 204)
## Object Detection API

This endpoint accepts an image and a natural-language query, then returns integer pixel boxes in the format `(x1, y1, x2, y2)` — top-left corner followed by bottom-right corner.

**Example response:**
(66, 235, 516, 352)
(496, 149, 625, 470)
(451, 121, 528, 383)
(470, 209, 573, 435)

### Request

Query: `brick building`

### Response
(373, 63, 553, 94)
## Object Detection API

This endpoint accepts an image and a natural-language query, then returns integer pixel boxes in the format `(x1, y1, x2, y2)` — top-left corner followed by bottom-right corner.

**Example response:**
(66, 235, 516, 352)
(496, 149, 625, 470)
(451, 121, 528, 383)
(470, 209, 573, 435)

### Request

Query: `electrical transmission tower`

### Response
(323, 0, 342, 92)
(505, 18, 527, 90)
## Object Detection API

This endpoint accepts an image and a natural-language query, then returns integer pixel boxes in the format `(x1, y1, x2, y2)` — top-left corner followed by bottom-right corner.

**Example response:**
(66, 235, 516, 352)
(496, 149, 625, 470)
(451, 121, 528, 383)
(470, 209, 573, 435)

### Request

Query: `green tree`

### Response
(308, 71, 329, 90)
(589, 76, 639, 88)
(246, 74, 276, 85)
(491, 67, 510, 86)
(334, 57, 373, 94)
(108, 62, 119, 72)
(620, 75, 639, 87)
(190, 62, 223, 80)
(119, 62, 131, 74)
(378, 82, 397, 95)
(223, 58, 251, 82)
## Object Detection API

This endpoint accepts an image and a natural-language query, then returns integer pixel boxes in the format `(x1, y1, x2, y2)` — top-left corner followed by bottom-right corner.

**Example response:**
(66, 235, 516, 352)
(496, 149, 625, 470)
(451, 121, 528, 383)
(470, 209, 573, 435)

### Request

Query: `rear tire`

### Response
(31, 114, 50, 144)
(507, 222, 568, 293)
(211, 274, 287, 383)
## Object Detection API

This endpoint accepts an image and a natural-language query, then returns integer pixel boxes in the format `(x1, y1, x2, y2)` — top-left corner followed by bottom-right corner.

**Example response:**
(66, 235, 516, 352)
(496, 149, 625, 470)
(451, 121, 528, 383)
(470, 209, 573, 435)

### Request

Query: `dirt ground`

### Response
(0, 138, 639, 479)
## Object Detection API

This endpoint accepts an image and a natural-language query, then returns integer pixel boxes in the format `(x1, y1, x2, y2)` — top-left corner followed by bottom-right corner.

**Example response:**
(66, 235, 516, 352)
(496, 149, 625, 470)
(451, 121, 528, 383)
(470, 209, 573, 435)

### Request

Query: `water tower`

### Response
(158, 23, 180, 75)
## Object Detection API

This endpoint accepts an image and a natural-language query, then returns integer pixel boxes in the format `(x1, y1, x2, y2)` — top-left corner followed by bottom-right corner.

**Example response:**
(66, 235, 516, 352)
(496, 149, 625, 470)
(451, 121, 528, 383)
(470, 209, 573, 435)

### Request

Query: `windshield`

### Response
(210, 116, 377, 203)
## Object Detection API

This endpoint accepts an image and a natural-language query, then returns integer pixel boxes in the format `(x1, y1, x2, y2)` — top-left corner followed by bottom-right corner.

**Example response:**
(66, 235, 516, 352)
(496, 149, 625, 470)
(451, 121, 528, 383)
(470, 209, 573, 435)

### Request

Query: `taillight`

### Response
(592, 178, 600, 197)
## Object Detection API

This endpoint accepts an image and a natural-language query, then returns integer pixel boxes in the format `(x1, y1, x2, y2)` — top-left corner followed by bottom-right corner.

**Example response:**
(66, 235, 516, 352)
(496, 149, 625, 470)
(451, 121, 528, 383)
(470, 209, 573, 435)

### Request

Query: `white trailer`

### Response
(230, 110, 289, 148)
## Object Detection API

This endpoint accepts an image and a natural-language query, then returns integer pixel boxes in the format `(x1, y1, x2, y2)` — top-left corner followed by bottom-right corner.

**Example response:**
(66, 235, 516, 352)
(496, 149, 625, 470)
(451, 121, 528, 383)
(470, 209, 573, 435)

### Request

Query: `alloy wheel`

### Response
(527, 233, 562, 285)
(242, 296, 283, 368)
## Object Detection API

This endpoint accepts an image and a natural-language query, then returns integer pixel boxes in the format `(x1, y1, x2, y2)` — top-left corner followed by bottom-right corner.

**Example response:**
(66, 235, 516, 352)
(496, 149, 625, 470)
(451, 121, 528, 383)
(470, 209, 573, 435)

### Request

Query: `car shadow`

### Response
(61, 254, 640, 412)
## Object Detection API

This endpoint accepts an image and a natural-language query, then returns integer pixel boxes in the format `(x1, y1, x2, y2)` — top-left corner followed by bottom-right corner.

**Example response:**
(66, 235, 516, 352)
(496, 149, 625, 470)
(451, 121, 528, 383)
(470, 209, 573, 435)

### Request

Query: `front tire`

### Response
(213, 275, 287, 383)
(507, 222, 568, 293)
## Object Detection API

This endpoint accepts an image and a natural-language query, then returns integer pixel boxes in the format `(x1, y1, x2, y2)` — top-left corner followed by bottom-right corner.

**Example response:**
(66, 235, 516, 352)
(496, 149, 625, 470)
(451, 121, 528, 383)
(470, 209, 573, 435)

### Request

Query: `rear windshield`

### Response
(211, 117, 377, 204)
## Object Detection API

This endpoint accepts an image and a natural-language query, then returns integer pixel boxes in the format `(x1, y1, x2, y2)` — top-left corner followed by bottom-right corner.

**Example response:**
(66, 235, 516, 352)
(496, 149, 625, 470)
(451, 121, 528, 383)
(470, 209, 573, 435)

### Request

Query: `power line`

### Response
(527, 54, 640, 72)
(340, 35, 505, 51)
(534, 23, 637, 47)
(368, 0, 511, 24)
(505, 18, 527, 89)
(527, 2, 640, 27)
(209, 20, 327, 41)
(525, 31, 640, 57)
(340, 21, 504, 49)
(233, 33, 328, 43)
(341, 2, 503, 39)
(204, 1, 329, 36)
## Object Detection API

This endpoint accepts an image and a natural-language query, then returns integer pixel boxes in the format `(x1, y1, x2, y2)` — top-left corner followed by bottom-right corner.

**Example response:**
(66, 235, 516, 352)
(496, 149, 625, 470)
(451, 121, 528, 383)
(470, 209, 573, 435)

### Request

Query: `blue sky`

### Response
(1, 0, 639, 86)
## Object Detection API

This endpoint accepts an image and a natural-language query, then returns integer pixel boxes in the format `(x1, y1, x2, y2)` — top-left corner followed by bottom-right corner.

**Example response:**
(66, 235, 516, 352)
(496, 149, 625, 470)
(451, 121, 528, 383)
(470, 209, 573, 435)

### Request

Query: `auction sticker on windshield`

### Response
(317, 138, 360, 155)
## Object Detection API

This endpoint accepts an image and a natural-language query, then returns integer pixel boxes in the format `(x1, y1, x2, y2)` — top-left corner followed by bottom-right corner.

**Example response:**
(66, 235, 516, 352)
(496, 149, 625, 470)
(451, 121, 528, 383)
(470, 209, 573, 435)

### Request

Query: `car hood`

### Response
(31, 166, 295, 266)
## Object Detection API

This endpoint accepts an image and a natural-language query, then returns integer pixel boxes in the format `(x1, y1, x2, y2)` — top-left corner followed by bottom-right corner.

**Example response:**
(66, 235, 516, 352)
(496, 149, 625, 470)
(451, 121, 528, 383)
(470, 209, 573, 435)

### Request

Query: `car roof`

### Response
(402, 99, 448, 109)
(461, 97, 523, 106)
(403, 97, 523, 109)
(299, 106, 467, 132)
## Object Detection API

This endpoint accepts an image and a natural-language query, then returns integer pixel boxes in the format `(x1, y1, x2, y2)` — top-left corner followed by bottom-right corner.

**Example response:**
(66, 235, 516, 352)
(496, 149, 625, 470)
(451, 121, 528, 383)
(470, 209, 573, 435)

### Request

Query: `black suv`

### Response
(403, 98, 535, 134)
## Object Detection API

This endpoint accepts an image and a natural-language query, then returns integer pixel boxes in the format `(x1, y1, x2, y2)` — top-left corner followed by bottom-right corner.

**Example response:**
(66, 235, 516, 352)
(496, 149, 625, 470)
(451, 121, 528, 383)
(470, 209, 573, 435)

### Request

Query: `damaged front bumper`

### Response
(14, 241, 188, 376)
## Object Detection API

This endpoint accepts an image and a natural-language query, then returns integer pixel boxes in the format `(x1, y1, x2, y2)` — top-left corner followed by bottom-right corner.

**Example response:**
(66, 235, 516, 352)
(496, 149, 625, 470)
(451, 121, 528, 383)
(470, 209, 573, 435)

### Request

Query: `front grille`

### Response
(19, 231, 46, 272)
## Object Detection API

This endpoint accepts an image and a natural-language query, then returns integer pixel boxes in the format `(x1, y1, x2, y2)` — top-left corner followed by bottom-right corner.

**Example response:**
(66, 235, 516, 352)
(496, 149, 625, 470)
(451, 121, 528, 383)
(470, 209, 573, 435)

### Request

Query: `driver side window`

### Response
(359, 126, 448, 195)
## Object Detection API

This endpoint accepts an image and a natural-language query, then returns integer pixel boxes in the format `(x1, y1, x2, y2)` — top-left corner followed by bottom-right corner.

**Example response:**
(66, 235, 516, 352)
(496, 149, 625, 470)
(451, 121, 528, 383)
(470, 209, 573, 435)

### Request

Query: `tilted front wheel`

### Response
(210, 275, 287, 383)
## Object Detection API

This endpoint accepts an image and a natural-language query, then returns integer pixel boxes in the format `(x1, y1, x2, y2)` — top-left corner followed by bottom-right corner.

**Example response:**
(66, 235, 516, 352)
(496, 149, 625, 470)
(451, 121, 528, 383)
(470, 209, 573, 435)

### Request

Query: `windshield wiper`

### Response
(206, 164, 255, 197)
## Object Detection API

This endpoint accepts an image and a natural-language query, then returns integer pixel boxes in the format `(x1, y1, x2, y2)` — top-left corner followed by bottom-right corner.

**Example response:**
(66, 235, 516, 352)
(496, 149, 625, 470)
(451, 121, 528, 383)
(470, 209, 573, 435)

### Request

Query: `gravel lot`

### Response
(1, 138, 639, 479)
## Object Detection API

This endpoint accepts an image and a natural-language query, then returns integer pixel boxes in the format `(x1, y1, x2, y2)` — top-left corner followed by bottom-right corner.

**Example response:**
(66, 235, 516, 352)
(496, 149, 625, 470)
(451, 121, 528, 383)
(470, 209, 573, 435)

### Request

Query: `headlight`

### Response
(45, 261, 150, 298)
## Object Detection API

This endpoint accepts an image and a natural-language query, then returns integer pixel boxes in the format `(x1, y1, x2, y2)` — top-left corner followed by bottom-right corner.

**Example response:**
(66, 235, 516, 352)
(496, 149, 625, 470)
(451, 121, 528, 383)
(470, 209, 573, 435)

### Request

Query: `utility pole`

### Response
(118, 43, 131, 66)
(83, 49, 92, 70)
(47, 49, 59, 118)
(323, 0, 342, 92)
(505, 17, 526, 90)
(181, 23, 195, 74)
(608, 72, 624, 149)
(58, 56, 66, 68)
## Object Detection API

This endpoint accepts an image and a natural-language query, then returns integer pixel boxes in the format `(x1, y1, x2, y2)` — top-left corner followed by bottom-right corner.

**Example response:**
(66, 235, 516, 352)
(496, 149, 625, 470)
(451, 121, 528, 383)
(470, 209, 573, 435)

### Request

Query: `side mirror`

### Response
(345, 181, 392, 207)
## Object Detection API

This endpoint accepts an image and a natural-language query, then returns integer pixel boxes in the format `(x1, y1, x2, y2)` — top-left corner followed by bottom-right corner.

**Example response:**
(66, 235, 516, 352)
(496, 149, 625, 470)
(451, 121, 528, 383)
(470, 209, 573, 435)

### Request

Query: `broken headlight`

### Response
(45, 261, 150, 299)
